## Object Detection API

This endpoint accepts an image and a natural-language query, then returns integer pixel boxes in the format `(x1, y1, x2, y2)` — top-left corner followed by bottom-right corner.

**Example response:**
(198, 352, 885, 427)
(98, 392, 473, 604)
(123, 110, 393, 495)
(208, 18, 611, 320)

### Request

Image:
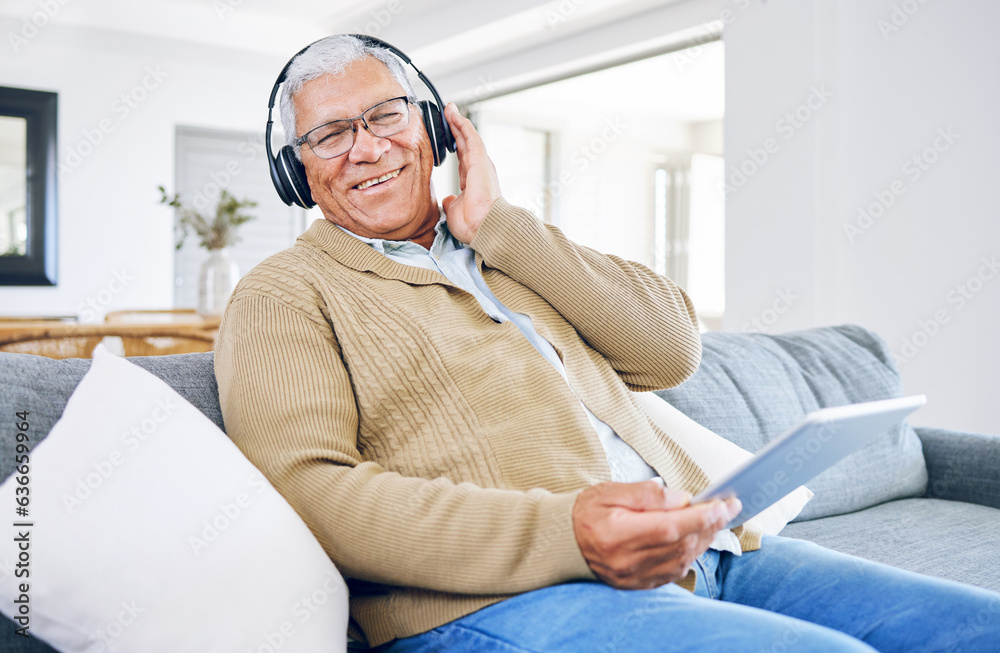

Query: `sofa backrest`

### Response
(654, 324, 928, 521)
(0, 351, 222, 484)
(2, 324, 928, 523)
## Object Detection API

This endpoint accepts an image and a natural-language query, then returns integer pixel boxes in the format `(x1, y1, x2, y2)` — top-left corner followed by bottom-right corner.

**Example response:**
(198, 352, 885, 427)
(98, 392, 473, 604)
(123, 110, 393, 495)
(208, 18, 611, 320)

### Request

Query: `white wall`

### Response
(0, 21, 289, 319)
(724, 0, 1000, 433)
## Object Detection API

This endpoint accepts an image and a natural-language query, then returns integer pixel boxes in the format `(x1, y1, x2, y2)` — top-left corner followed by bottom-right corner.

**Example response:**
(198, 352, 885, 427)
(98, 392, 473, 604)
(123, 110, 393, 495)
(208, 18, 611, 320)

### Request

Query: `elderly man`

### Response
(215, 34, 1000, 652)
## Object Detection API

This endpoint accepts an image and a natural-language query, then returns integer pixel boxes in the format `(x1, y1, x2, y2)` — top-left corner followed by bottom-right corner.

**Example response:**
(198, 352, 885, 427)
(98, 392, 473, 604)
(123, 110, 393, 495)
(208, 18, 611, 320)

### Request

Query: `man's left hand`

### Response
(440, 103, 502, 244)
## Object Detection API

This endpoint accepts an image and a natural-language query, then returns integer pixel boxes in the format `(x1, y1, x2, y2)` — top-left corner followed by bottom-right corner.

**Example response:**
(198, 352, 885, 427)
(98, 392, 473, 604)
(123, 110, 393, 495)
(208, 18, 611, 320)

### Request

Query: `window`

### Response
(655, 153, 725, 331)
(469, 39, 725, 327)
(475, 118, 553, 223)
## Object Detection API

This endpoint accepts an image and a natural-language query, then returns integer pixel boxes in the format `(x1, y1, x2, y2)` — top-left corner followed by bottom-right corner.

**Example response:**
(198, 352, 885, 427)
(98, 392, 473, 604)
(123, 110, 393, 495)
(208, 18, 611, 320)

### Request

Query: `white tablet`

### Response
(693, 395, 927, 528)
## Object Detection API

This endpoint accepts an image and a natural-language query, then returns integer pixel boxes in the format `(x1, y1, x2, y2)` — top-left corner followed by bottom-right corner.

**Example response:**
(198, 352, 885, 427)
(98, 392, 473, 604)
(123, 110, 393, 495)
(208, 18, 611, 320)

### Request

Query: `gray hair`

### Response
(279, 34, 417, 161)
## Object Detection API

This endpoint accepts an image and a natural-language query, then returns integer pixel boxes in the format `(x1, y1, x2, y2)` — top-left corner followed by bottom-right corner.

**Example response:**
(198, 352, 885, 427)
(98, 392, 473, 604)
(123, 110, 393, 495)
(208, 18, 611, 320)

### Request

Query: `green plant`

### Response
(158, 185, 257, 251)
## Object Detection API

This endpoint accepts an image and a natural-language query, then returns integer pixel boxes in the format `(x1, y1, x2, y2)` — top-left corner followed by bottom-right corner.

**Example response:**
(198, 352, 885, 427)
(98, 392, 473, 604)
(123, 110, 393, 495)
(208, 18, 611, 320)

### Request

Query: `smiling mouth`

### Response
(354, 167, 402, 190)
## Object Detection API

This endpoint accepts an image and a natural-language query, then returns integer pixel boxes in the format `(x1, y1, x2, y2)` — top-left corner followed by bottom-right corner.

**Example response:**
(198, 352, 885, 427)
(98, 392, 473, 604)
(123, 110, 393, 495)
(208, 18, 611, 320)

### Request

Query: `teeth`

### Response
(355, 168, 401, 190)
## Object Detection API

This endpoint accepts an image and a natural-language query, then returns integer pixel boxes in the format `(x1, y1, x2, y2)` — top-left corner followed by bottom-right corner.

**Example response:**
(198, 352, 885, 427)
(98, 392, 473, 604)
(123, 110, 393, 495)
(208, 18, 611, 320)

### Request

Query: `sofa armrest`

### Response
(916, 426, 1000, 509)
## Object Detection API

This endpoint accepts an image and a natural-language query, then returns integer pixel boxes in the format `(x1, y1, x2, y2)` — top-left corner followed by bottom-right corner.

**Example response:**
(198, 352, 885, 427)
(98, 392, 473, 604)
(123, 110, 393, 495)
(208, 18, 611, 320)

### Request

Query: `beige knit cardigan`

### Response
(214, 199, 761, 647)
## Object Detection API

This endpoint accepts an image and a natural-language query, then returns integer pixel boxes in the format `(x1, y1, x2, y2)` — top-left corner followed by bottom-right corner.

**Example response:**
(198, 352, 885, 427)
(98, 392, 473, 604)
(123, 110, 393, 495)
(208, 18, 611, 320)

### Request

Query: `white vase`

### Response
(198, 248, 239, 317)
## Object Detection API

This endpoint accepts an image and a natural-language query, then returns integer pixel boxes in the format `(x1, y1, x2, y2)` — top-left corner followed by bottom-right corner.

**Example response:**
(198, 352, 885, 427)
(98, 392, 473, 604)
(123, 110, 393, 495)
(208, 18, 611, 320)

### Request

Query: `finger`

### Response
(664, 488, 692, 509)
(578, 505, 706, 555)
(444, 102, 468, 137)
(588, 535, 703, 589)
(629, 529, 719, 586)
(445, 104, 468, 152)
(441, 195, 458, 214)
(444, 101, 461, 124)
(626, 500, 732, 549)
(442, 103, 502, 202)
(646, 479, 695, 509)
(670, 499, 734, 534)
(445, 103, 488, 159)
(630, 551, 703, 589)
(589, 480, 691, 512)
(452, 122, 467, 157)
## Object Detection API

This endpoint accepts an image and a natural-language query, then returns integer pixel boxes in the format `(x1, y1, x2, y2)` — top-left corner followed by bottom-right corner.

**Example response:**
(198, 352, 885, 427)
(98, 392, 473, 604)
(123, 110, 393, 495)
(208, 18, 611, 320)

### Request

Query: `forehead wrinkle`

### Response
(317, 94, 406, 127)
(299, 71, 407, 132)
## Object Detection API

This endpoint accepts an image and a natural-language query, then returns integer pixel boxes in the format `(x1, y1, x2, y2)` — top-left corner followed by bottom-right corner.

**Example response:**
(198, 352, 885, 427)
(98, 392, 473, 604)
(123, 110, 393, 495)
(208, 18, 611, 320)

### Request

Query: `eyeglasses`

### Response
(295, 96, 411, 159)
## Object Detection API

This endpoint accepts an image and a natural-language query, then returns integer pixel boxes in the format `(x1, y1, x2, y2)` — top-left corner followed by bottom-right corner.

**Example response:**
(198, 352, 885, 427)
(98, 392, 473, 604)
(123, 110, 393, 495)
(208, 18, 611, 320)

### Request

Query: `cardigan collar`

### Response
(296, 217, 484, 286)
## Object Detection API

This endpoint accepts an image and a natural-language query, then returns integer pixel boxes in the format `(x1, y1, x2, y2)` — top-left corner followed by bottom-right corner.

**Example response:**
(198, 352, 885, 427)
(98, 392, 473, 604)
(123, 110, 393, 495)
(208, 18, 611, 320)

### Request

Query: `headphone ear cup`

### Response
(275, 145, 314, 209)
(418, 100, 448, 166)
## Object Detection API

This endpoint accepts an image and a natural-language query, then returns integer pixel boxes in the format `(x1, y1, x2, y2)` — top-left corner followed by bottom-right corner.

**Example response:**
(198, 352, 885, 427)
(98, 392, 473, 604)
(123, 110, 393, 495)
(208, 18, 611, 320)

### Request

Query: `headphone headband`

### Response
(266, 34, 457, 209)
(349, 35, 453, 129)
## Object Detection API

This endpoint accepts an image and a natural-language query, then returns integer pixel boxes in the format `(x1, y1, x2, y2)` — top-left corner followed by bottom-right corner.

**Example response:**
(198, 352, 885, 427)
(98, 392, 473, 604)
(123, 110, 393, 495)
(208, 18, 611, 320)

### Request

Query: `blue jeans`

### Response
(380, 535, 1000, 652)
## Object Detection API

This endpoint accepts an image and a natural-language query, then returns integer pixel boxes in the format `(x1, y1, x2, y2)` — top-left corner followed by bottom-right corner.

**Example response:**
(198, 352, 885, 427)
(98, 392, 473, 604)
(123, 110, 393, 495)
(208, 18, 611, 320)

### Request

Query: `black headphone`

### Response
(266, 34, 457, 209)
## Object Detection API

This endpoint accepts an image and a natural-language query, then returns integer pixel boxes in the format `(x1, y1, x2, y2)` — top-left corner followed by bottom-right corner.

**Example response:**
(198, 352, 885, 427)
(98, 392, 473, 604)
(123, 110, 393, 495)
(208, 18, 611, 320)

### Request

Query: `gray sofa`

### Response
(2, 324, 998, 651)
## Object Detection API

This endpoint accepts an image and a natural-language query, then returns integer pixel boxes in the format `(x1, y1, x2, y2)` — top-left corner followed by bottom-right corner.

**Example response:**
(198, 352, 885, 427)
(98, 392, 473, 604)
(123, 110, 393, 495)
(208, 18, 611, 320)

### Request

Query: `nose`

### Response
(347, 120, 391, 164)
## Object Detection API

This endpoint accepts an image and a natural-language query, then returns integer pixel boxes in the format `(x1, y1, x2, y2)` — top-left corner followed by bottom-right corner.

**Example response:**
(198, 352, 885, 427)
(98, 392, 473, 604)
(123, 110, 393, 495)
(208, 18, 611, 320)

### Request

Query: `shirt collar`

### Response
(336, 210, 457, 255)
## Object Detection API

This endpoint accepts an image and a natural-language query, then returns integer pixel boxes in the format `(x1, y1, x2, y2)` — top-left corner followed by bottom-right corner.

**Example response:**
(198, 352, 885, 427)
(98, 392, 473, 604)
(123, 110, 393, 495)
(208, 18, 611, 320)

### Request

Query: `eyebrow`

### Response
(309, 96, 406, 130)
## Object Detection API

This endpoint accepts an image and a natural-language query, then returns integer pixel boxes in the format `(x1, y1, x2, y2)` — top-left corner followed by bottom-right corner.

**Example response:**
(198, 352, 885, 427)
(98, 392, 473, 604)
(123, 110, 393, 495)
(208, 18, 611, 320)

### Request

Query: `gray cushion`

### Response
(781, 498, 1000, 592)
(655, 325, 927, 520)
(0, 351, 222, 483)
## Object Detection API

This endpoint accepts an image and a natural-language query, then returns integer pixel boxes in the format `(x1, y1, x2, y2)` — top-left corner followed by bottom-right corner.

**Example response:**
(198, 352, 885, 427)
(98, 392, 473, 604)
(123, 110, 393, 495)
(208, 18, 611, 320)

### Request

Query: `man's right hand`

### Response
(572, 481, 742, 590)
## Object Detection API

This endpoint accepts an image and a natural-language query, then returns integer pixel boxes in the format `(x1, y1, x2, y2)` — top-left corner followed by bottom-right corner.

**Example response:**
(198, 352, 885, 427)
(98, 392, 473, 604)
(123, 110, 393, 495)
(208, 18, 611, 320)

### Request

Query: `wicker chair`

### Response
(105, 308, 204, 324)
(0, 323, 216, 359)
(0, 315, 77, 323)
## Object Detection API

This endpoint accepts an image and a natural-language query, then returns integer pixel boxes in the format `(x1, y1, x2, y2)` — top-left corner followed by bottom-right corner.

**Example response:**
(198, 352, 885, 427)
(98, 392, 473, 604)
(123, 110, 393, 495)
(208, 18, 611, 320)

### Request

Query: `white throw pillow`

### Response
(633, 392, 813, 535)
(0, 346, 348, 652)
